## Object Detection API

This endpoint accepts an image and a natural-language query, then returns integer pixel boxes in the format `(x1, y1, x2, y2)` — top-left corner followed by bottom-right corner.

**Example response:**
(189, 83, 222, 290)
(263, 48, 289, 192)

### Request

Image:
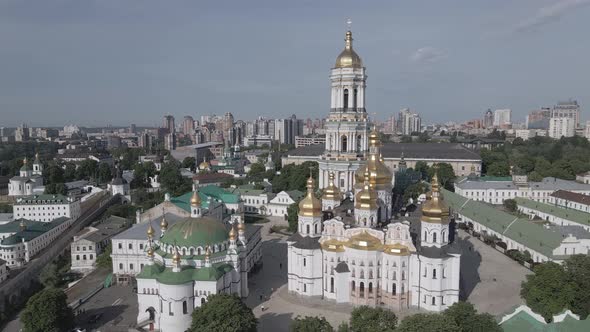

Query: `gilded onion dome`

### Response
(205, 245, 212, 259)
(147, 221, 155, 239)
(335, 30, 363, 68)
(355, 129, 392, 189)
(160, 211, 168, 230)
(299, 175, 322, 217)
(346, 231, 382, 250)
(322, 172, 341, 201)
(190, 190, 201, 206)
(229, 225, 237, 241)
(198, 158, 210, 171)
(237, 221, 245, 232)
(147, 245, 155, 258)
(421, 172, 450, 224)
(172, 246, 181, 264)
(355, 171, 378, 210)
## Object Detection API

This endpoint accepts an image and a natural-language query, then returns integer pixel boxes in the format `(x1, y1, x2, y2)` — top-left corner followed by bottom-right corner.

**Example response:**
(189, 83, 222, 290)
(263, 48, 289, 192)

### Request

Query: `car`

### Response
(88, 313, 103, 324)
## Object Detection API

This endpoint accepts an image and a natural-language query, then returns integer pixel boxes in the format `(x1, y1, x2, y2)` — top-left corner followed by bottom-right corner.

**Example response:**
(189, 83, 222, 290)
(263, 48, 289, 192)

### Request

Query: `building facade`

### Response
(13, 194, 81, 222)
(549, 117, 575, 138)
(8, 155, 44, 197)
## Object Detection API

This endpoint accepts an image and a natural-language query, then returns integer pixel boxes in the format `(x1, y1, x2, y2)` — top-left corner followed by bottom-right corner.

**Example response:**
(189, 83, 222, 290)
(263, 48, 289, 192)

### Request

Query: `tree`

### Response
(44, 164, 64, 184)
(160, 161, 192, 196)
(427, 163, 456, 191)
(528, 171, 543, 182)
(21, 288, 74, 332)
(337, 322, 350, 332)
(189, 293, 257, 332)
(444, 302, 501, 332)
(97, 162, 113, 184)
(400, 136, 412, 143)
(248, 162, 267, 182)
(521, 262, 574, 322)
(96, 243, 112, 270)
(287, 202, 300, 232)
(349, 306, 397, 332)
(291, 316, 333, 332)
(39, 263, 62, 288)
(486, 162, 510, 177)
(76, 159, 98, 180)
(564, 254, 590, 318)
(63, 162, 77, 181)
(396, 313, 460, 332)
(182, 156, 197, 171)
(44, 183, 67, 195)
(417, 132, 430, 143)
(403, 182, 429, 202)
(503, 199, 517, 212)
(414, 161, 430, 180)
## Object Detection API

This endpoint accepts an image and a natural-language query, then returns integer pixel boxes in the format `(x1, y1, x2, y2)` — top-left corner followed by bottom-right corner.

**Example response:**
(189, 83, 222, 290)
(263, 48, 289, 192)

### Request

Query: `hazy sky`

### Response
(1, 0, 589, 127)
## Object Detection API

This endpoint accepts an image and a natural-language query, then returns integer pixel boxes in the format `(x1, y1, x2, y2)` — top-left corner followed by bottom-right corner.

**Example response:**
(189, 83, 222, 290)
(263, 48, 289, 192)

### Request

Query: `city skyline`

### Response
(1, 0, 590, 127)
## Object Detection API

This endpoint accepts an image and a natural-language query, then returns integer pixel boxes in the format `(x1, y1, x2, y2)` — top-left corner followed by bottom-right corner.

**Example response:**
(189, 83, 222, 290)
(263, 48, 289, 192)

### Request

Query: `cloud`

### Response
(410, 47, 445, 64)
(516, 0, 590, 32)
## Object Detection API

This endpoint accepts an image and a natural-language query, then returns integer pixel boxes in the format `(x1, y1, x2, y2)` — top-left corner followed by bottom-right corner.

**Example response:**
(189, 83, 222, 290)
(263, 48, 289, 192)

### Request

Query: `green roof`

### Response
(0, 217, 69, 245)
(229, 186, 267, 196)
(286, 190, 305, 201)
(501, 310, 590, 332)
(159, 216, 228, 248)
(170, 185, 240, 212)
(155, 247, 227, 260)
(137, 262, 233, 284)
(442, 189, 563, 258)
(515, 197, 590, 226)
(480, 176, 513, 182)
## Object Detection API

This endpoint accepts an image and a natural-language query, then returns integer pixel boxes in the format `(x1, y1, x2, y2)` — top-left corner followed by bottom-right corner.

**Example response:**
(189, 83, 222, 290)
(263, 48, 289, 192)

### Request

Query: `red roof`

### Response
(550, 190, 590, 206)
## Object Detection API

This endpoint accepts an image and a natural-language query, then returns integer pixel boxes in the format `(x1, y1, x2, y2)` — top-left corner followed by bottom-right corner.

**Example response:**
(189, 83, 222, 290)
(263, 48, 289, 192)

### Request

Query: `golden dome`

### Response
(229, 225, 237, 241)
(355, 171, 378, 210)
(190, 190, 201, 206)
(383, 243, 410, 256)
(355, 128, 392, 189)
(335, 31, 363, 68)
(421, 172, 450, 224)
(322, 172, 341, 201)
(345, 231, 382, 251)
(320, 238, 346, 252)
(147, 246, 155, 258)
(198, 158, 210, 170)
(237, 221, 245, 232)
(299, 176, 322, 217)
(205, 245, 212, 259)
(160, 213, 168, 230)
(147, 222, 155, 238)
(172, 246, 181, 264)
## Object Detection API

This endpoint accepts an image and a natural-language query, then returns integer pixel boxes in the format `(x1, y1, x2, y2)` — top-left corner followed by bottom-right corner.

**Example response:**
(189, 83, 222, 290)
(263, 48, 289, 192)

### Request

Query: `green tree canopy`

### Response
(290, 316, 334, 332)
(503, 199, 517, 212)
(182, 156, 197, 171)
(427, 163, 456, 191)
(21, 288, 74, 332)
(39, 263, 63, 288)
(521, 262, 574, 322)
(414, 161, 430, 180)
(96, 243, 112, 270)
(287, 202, 300, 232)
(97, 162, 113, 184)
(159, 160, 192, 196)
(444, 302, 501, 332)
(76, 159, 98, 180)
(564, 254, 590, 318)
(189, 293, 257, 332)
(397, 313, 460, 332)
(44, 183, 67, 195)
(349, 306, 397, 332)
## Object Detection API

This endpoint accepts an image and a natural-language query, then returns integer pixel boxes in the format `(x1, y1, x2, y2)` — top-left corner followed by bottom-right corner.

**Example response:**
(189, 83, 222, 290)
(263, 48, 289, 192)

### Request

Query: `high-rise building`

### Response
(164, 133, 177, 151)
(15, 124, 29, 142)
(130, 124, 137, 134)
(552, 100, 580, 127)
(183, 116, 195, 135)
(274, 115, 303, 145)
(397, 108, 421, 135)
(526, 108, 550, 129)
(549, 117, 575, 139)
(493, 109, 511, 127)
(223, 112, 234, 132)
(483, 109, 494, 128)
(163, 115, 175, 134)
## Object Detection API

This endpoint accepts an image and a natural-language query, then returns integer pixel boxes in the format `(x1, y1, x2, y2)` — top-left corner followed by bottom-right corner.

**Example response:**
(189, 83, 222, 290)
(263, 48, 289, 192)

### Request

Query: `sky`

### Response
(1, 0, 589, 127)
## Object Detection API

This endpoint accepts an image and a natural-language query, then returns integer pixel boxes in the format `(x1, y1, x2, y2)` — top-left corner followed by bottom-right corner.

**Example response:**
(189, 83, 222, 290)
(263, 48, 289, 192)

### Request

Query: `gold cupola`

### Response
(237, 220, 245, 232)
(172, 246, 181, 265)
(147, 221, 155, 239)
(198, 157, 210, 171)
(335, 30, 363, 68)
(147, 245, 155, 258)
(421, 172, 450, 224)
(355, 171, 378, 210)
(322, 172, 341, 201)
(160, 211, 168, 231)
(190, 189, 201, 206)
(355, 128, 392, 189)
(299, 175, 322, 217)
(229, 225, 237, 241)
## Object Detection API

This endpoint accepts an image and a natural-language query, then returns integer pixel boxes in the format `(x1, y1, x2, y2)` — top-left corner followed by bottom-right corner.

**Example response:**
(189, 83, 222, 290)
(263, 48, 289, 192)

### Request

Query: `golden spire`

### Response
(190, 189, 201, 206)
(147, 245, 154, 258)
(355, 170, 377, 209)
(334, 20, 363, 68)
(355, 126, 392, 189)
(147, 220, 155, 239)
(160, 208, 168, 230)
(172, 245, 181, 265)
(229, 225, 237, 241)
(421, 170, 450, 223)
(322, 172, 341, 201)
(205, 245, 211, 259)
(237, 220, 245, 232)
(298, 169, 322, 217)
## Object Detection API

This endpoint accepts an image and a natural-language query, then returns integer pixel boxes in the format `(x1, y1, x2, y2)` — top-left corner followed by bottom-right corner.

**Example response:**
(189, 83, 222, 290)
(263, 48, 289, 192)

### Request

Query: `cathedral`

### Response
(287, 28, 461, 313)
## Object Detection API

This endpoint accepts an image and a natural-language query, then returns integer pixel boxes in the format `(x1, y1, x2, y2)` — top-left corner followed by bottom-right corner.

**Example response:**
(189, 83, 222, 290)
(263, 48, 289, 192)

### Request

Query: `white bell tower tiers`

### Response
(319, 20, 371, 193)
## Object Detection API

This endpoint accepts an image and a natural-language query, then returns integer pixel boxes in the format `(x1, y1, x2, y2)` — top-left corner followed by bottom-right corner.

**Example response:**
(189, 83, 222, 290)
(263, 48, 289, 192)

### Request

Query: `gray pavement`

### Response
(74, 284, 138, 332)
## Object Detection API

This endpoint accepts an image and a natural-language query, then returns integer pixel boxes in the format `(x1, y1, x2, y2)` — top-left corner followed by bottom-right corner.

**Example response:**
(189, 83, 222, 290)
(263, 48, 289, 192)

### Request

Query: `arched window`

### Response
(368, 282, 373, 294)
(433, 269, 437, 279)
(306, 224, 310, 234)
(402, 271, 405, 280)
(360, 269, 365, 279)
(360, 282, 365, 297)
(352, 280, 356, 291)
(201, 298, 206, 305)
(314, 224, 318, 234)
(190, 248, 194, 255)
(353, 89, 358, 108)
(330, 277, 334, 293)
(343, 89, 349, 109)
(442, 230, 446, 242)
(198, 248, 202, 255)
(303, 258, 306, 267)
(356, 135, 362, 152)
(433, 232, 437, 243)
(432, 297, 436, 305)
(182, 248, 186, 255)
(424, 231, 427, 241)
(392, 283, 396, 295)
(183, 301, 188, 314)
(369, 270, 373, 279)
(341, 135, 348, 152)
(401, 283, 405, 293)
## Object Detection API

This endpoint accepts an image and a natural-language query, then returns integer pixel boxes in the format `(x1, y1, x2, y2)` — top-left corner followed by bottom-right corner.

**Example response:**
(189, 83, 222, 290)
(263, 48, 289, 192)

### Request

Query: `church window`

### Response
(303, 258, 306, 267)
(119, 263, 123, 270)
(393, 271, 396, 280)
(423, 295, 426, 303)
(341, 135, 348, 152)
(198, 248, 202, 255)
(433, 269, 437, 279)
(343, 89, 349, 109)
(359, 282, 365, 297)
(401, 283, 405, 293)
(304, 284, 307, 292)
(433, 232, 437, 243)
(402, 261, 405, 268)
(368, 282, 373, 294)
(442, 231, 446, 242)
(424, 231, 427, 241)
(443, 268, 447, 278)
(356, 135, 362, 152)
(432, 297, 436, 305)
(392, 283, 396, 295)
(306, 225, 310, 234)
(353, 89, 358, 108)
(402, 271, 405, 280)
(423, 267, 427, 277)
(369, 270, 373, 279)
(169, 302, 173, 316)
(360, 269, 364, 278)
(183, 301, 188, 314)
(330, 277, 334, 293)
(314, 224, 318, 234)
(201, 298, 206, 305)
(352, 280, 356, 291)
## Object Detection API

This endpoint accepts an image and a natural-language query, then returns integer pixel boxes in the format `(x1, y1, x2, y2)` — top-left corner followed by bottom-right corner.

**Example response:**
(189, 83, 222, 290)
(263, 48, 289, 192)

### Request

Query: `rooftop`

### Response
(74, 215, 129, 243)
(0, 217, 69, 245)
(15, 194, 71, 205)
(456, 177, 590, 191)
(515, 197, 590, 226)
(550, 190, 590, 206)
